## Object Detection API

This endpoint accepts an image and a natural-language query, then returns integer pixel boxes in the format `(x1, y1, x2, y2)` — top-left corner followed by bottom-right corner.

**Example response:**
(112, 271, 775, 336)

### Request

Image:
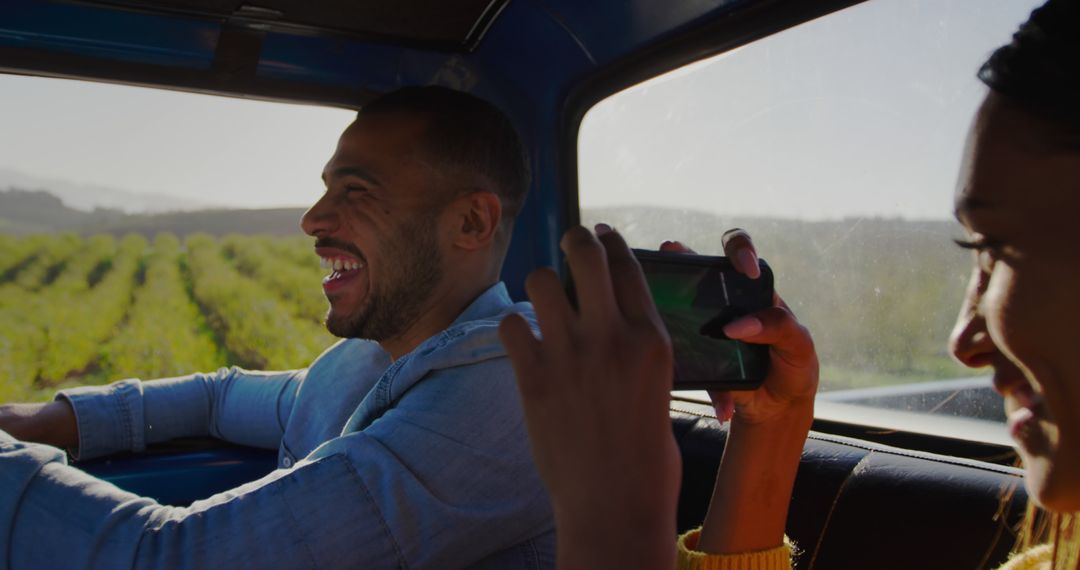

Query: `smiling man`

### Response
(0, 87, 555, 569)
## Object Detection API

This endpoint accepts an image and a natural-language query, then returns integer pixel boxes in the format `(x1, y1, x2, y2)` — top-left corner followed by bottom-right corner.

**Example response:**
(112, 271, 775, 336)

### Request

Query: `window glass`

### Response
(0, 76, 354, 401)
(578, 0, 1042, 423)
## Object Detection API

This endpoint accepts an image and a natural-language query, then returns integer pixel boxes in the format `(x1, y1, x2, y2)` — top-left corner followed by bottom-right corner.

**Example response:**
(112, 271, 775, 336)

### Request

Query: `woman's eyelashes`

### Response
(954, 236, 1005, 272)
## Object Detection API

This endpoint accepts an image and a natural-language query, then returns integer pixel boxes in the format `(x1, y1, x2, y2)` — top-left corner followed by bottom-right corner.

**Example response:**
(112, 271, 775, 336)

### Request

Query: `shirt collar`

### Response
(449, 282, 513, 328)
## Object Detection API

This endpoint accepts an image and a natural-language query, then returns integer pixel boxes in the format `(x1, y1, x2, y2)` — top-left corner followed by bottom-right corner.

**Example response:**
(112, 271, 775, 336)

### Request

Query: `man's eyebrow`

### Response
(322, 166, 381, 186)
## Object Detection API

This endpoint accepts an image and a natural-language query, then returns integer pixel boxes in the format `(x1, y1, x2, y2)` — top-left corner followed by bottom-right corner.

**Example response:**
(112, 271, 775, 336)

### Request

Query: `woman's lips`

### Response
(1003, 381, 1047, 446)
(991, 370, 1026, 396)
(1008, 406, 1039, 443)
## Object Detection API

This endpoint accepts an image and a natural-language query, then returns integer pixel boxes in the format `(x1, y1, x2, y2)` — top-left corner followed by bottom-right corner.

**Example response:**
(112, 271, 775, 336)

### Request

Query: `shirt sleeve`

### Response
(56, 367, 302, 459)
(2, 359, 551, 569)
(677, 528, 794, 570)
(0, 427, 401, 569)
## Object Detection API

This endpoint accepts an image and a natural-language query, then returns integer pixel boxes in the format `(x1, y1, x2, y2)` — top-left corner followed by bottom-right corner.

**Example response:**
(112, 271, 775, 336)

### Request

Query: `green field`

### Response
(0, 210, 976, 402)
(0, 233, 336, 402)
(582, 208, 976, 391)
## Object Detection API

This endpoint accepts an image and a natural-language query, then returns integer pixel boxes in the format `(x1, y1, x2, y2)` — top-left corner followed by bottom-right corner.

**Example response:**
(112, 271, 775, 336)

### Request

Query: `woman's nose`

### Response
(949, 270, 994, 368)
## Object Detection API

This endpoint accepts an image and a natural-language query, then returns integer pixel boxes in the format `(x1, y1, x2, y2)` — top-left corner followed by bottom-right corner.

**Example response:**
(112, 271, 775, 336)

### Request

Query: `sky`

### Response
(0, 77, 355, 209)
(0, 0, 1042, 218)
(578, 0, 1042, 220)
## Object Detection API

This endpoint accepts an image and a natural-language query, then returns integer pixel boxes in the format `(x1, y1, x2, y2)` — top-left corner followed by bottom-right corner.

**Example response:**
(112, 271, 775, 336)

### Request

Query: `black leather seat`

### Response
(671, 400, 1026, 570)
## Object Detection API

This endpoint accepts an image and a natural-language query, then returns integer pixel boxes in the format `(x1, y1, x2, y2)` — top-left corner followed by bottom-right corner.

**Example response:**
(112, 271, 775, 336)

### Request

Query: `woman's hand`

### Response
(662, 229, 818, 554)
(660, 230, 818, 426)
(500, 224, 679, 570)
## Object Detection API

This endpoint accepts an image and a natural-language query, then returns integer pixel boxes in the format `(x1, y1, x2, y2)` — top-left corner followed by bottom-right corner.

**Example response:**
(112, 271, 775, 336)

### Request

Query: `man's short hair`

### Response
(359, 86, 531, 230)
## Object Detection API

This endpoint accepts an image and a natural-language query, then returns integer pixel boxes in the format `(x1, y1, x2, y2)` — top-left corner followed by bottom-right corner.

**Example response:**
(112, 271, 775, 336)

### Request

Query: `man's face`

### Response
(301, 112, 446, 342)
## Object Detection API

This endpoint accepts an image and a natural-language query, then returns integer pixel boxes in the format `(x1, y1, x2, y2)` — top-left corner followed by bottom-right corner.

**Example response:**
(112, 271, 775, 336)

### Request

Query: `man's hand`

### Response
(0, 400, 79, 450)
(663, 229, 818, 555)
(500, 224, 679, 570)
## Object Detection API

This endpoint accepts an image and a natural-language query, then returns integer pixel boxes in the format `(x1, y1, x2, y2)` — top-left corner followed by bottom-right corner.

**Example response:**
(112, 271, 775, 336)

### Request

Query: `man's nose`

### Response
(949, 270, 994, 368)
(301, 193, 338, 237)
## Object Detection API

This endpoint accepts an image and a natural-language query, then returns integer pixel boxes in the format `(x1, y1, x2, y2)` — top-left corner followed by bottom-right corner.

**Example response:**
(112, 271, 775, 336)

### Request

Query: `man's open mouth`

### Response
(321, 256, 366, 288)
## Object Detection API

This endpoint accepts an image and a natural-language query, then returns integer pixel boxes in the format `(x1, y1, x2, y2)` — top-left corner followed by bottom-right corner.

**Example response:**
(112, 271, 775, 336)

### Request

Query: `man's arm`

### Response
(0, 426, 399, 569)
(1, 367, 302, 459)
(0, 358, 550, 569)
(0, 400, 78, 449)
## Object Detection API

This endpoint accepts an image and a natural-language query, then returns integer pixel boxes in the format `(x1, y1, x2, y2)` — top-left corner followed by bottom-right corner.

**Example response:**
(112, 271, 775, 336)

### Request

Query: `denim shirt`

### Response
(0, 283, 555, 569)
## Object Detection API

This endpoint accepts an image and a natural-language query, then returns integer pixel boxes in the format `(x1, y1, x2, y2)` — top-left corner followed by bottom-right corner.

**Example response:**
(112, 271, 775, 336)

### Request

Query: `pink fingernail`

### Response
(720, 401, 735, 423)
(723, 316, 762, 339)
(736, 248, 761, 279)
(595, 223, 613, 235)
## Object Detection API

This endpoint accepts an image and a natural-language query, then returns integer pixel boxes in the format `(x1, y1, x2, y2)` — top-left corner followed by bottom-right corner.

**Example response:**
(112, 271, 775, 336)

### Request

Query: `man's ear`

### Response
(450, 190, 503, 251)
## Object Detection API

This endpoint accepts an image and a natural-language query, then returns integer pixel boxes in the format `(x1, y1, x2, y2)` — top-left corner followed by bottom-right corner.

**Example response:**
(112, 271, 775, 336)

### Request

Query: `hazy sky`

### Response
(579, 0, 1041, 220)
(0, 0, 1041, 217)
(0, 77, 355, 209)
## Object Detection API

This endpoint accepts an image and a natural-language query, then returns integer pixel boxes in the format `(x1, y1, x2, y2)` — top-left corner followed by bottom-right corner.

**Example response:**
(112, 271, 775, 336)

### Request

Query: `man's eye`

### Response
(345, 185, 369, 195)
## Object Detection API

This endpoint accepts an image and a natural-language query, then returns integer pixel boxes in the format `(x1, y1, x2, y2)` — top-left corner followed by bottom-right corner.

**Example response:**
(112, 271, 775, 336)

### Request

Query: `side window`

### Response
(0, 75, 354, 401)
(578, 0, 1041, 424)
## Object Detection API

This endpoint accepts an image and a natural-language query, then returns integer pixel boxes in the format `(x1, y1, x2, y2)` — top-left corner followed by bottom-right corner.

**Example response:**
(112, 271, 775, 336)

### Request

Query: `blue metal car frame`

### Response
(0, 0, 865, 502)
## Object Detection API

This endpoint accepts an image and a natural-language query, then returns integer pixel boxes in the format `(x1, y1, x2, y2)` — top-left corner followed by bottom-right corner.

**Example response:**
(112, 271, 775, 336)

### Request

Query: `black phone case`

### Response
(631, 249, 774, 391)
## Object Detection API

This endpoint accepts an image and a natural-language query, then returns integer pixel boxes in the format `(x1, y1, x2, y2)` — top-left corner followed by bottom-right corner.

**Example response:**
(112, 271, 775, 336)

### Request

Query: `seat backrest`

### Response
(671, 401, 1026, 570)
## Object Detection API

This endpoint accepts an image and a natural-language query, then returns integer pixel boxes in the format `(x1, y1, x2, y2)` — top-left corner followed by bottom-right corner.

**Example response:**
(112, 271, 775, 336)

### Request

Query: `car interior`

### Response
(0, 0, 1028, 568)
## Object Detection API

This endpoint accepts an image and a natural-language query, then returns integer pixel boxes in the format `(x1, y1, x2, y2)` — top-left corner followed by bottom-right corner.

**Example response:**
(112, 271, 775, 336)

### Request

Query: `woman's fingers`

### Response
(709, 390, 736, 423)
(722, 228, 761, 279)
(598, 227, 664, 326)
(723, 307, 817, 370)
(561, 226, 619, 322)
(659, 240, 696, 254)
(523, 267, 575, 350)
(499, 313, 544, 396)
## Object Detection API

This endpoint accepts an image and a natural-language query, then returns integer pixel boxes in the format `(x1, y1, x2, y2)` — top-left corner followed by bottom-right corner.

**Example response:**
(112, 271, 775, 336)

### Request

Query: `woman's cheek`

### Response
(980, 267, 1026, 362)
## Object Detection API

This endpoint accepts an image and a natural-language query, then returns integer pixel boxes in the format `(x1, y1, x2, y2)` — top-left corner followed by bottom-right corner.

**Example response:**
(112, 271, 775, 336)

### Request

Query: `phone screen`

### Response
(634, 250, 774, 390)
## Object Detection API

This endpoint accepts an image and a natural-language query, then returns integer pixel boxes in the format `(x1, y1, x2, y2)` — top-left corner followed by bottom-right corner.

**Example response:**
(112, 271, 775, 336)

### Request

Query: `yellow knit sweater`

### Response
(676, 529, 1053, 570)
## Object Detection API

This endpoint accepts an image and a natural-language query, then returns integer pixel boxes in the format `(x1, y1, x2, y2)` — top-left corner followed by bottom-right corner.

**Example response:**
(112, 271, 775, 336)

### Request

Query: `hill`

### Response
(0, 167, 223, 213)
(0, 188, 306, 237)
(81, 208, 308, 237)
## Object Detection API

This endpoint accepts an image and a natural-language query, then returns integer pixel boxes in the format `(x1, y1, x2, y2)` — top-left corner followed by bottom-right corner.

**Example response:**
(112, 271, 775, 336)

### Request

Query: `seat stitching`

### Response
(975, 476, 1024, 570)
(805, 450, 874, 570)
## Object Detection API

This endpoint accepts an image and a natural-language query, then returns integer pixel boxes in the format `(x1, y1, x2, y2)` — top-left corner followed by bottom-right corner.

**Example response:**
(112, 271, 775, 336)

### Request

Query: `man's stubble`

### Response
(325, 210, 444, 342)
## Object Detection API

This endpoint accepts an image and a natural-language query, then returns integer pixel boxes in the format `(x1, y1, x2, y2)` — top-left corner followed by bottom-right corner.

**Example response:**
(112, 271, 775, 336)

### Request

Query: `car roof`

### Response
(1, 0, 862, 107)
(0, 0, 864, 294)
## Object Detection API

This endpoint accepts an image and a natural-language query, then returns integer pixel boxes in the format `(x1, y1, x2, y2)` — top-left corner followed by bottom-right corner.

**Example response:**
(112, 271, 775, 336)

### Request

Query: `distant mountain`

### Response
(83, 207, 309, 237)
(0, 189, 126, 233)
(0, 167, 228, 213)
(0, 188, 305, 236)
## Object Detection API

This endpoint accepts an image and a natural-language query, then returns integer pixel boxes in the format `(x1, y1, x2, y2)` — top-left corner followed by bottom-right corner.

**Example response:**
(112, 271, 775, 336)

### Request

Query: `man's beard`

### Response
(324, 214, 443, 342)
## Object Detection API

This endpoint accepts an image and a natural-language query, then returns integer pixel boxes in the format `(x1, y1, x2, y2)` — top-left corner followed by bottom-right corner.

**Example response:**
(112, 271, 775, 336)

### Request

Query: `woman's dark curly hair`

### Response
(978, 0, 1080, 133)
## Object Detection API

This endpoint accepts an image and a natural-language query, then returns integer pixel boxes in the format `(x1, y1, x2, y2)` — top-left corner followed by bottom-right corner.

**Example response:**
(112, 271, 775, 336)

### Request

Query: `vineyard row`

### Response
(0, 233, 336, 402)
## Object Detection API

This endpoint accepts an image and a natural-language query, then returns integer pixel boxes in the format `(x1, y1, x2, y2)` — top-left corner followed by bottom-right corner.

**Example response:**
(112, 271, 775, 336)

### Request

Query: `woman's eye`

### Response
(953, 237, 1000, 273)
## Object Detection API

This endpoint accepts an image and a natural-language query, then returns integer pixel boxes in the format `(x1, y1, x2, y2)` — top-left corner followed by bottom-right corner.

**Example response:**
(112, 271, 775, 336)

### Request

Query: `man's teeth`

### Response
(320, 258, 364, 271)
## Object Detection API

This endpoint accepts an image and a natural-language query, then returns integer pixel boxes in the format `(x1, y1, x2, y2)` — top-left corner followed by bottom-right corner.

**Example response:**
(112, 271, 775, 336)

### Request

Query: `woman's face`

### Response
(950, 93, 1080, 512)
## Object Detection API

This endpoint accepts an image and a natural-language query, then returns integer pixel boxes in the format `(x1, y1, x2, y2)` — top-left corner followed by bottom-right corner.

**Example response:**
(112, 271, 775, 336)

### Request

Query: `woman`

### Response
(497, 0, 1080, 568)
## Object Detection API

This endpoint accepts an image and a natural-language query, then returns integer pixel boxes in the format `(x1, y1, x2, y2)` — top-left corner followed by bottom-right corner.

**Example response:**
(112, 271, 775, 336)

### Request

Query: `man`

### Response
(0, 87, 555, 568)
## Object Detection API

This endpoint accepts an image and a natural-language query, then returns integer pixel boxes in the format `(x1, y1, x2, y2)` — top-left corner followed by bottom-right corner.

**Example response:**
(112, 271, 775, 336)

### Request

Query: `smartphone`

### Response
(633, 249, 774, 391)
